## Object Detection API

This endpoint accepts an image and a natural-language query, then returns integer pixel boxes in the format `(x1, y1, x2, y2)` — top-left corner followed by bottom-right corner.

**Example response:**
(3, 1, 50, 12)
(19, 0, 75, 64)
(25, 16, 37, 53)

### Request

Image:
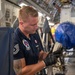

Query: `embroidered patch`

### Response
(22, 39, 30, 50)
(13, 44, 19, 54)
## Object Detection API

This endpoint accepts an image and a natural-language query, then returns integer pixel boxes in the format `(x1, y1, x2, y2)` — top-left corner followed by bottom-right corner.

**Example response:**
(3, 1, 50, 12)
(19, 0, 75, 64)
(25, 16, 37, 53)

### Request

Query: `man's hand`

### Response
(39, 51, 48, 61)
(43, 48, 63, 66)
(43, 53, 57, 66)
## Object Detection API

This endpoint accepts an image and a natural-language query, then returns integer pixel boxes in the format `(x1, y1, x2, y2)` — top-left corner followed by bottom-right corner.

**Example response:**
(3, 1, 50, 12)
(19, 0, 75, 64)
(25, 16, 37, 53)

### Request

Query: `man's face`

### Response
(22, 16, 38, 34)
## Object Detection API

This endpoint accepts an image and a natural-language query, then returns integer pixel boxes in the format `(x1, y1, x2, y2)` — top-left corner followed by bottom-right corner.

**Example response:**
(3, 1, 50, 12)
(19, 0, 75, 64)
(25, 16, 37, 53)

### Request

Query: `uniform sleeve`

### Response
(13, 42, 24, 60)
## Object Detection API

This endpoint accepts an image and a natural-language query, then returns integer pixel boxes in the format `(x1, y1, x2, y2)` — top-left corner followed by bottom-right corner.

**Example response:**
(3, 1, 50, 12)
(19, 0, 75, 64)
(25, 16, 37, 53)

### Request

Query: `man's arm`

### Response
(13, 58, 45, 75)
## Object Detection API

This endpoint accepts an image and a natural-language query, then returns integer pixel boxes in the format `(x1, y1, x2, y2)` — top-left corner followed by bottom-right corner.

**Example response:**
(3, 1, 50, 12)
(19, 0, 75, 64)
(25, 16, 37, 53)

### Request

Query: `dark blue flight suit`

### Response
(13, 28, 43, 65)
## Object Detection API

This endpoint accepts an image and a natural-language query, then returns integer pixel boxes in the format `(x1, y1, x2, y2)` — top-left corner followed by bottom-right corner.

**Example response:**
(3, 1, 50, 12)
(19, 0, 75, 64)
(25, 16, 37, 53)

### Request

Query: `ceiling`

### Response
(6, 0, 75, 24)
(24, 0, 75, 24)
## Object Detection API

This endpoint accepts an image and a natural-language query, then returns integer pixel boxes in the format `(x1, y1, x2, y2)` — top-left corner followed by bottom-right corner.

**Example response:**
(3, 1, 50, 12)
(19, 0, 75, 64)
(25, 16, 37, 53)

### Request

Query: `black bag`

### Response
(0, 27, 15, 75)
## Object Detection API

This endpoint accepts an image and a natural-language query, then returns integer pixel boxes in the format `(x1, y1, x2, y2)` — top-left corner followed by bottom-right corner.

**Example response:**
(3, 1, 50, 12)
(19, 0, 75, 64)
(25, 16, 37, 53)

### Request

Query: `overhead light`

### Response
(0, 0, 1, 10)
(19, 3, 28, 7)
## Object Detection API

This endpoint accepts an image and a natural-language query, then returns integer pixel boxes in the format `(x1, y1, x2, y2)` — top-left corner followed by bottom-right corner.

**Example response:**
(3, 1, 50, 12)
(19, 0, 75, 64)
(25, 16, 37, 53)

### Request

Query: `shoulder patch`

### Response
(22, 39, 30, 50)
(13, 44, 19, 54)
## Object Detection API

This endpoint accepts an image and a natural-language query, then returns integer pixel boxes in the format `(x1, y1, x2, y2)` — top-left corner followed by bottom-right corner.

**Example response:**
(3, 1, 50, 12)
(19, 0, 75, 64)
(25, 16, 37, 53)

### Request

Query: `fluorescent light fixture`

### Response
(0, 0, 1, 10)
(19, 3, 28, 7)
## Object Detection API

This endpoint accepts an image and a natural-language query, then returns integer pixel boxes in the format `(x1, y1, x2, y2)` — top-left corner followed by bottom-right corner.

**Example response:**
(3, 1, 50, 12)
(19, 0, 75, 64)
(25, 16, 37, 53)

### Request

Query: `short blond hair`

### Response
(19, 6, 38, 22)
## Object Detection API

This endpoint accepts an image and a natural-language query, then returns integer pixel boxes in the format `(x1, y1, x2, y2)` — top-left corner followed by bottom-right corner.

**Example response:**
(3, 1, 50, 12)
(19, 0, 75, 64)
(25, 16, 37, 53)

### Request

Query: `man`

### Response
(13, 6, 60, 75)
